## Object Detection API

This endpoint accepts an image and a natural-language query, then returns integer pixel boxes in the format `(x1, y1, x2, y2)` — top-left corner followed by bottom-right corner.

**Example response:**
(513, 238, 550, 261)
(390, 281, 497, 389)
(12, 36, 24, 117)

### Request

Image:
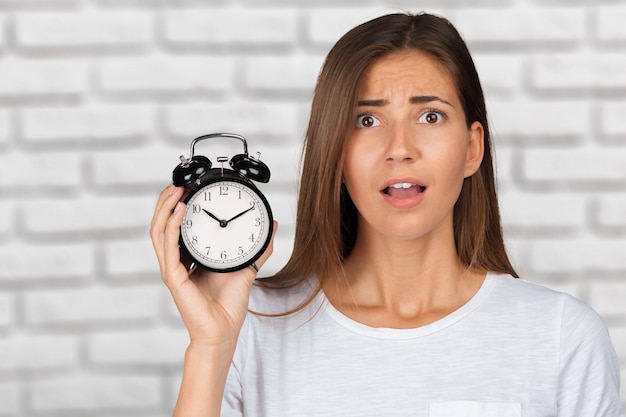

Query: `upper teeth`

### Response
(390, 183, 414, 189)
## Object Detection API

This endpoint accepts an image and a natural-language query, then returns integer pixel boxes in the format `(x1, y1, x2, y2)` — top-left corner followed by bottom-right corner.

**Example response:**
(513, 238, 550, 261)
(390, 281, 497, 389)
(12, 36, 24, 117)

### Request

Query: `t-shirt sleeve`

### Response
(557, 294, 624, 417)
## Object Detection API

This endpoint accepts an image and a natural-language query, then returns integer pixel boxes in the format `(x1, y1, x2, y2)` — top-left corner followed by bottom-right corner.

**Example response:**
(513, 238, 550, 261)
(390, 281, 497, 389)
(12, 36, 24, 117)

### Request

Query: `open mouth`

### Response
(382, 182, 426, 198)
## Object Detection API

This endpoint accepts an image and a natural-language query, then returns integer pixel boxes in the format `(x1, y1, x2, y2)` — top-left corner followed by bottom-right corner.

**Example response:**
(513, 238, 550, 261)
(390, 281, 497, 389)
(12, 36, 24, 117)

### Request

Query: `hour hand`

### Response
(202, 209, 227, 227)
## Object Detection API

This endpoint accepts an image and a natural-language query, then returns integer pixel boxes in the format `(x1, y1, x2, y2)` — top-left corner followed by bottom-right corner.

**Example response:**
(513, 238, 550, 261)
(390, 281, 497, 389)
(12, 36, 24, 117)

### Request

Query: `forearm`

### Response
(173, 342, 236, 417)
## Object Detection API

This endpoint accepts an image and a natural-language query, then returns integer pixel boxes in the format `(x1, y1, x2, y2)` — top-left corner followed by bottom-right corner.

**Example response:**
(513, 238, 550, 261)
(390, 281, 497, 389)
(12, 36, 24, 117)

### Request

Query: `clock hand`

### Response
(225, 204, 255, 225)
(202, 209, 228, 228)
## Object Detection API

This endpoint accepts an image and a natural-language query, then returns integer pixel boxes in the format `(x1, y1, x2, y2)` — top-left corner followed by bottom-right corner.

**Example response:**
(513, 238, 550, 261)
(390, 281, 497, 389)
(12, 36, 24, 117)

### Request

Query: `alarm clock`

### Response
(172, 133, 273, 274)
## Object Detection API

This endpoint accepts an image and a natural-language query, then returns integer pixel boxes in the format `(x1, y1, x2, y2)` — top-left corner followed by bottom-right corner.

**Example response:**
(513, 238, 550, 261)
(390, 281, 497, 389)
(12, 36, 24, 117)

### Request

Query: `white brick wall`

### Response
(1, 1, 625, 415)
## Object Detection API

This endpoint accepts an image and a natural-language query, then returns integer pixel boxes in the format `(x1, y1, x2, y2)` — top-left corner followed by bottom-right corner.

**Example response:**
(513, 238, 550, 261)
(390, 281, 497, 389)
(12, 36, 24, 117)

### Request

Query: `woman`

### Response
(150, 12, 623, 417)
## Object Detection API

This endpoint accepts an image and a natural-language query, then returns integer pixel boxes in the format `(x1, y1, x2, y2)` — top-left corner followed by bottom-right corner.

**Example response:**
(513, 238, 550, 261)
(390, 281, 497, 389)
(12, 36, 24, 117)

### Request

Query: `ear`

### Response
(464, 121, 485, 178)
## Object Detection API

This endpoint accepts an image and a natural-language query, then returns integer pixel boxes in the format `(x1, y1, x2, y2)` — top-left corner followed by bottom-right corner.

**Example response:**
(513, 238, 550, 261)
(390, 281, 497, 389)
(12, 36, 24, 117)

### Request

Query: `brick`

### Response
(240, 0, 379, 4)
(0, 58, 87, 99)
(529, 238, 626, 273)
(30, 375, 161, 412)
(25, 285, 161, 326)
(104, 238, 160, 277)
(22, 196, 156, 235)
(16, 11, 153, 50)
(88, 329, 187, 365)
(595, 6, 626, 43)
(241, 55, 324, 95)
(0, 335, 78, 372)
(0, 293, 14, 329)
(521, 148, 626, 185)
(0, 382, 19, 415)
(0, 243, 94, 282)
(306, 8, 393, 45)
(247, 145, 301, 187)
(97, 56, 235, 96)
(163, 293, 184, 326)
(623, 374, 626, 413)
(0, 0, 76, 6)
(21, 105, 154, 144)
(589, 282, 626, 317)
(0, 153, 81, 191)
(263, 191, 296, 230)
(0, 202, 12, 237)
(492, 147, 515, 191)
(453, 9, 585, 45)
(0, 16, 5, 53)
(91, 145, 179, 188)
(487, 99, 589, 140)
(600, 101, 626, 137)
(530, 278, 583, 301)
(98, 0, 214, 6)
(261, 234, 293, 276)
(596, 195, 626, 229)
(499, 191, 586, 231)
(472, 55, 523, 95)
(165, 102, 302, 140)
(608, 325, 626, 360)
(0, 109, 11, 146)
(532, 53, 626, 91)
(163, 9, 297, 47)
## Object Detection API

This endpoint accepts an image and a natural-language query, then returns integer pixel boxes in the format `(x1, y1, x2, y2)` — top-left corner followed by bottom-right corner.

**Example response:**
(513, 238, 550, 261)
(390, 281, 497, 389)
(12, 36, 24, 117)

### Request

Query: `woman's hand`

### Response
(150, 184, 277, 349)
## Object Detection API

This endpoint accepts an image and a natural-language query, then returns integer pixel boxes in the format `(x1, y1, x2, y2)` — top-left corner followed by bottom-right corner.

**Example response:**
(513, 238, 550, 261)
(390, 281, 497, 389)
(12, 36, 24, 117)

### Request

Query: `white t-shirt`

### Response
(222, 273, 624, 417)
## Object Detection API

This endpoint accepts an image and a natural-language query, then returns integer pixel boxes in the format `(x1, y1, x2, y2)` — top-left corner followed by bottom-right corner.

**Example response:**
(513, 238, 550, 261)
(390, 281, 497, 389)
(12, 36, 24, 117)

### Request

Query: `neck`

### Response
(327, 224, 486, 328)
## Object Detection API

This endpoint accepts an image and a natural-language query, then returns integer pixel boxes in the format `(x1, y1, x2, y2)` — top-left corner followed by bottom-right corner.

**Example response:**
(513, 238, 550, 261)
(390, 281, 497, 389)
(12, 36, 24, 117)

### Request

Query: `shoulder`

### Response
(248, 276, 321, 316)
(490, 273, 565, 301)
(489, 273, 612, 345)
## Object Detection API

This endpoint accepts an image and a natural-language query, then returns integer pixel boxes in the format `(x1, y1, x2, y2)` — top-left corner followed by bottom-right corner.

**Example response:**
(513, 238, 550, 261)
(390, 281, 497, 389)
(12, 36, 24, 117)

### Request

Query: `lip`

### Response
(380, 178, 427, 209)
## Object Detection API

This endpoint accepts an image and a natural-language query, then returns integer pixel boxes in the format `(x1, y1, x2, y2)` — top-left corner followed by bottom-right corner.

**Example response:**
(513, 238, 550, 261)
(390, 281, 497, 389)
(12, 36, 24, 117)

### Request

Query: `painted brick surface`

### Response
(1, 1, 625, 415)
(16, 11, 153, 49)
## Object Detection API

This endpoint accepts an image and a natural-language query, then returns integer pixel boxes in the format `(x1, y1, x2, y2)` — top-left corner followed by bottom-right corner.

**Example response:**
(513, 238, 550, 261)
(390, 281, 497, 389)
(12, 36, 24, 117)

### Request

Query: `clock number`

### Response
(220, 186, 229, 196)
(238, 190, 242, 199)
(205, 246, 211, 255)
(221, 251, 227, 260)
(249, 233, 255, 242)
(250, 201, 255, 209)
(192, 204, 201, 213)
(184, 219, 193, 228)
(204, 192, 211, 201)
(192, 236, 198, 245)
(238, 246, 244, 256)
(255, 217, 261, 227)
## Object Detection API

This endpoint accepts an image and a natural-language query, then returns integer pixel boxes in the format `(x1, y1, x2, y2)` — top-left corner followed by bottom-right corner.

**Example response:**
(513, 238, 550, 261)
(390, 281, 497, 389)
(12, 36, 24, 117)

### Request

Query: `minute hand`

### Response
(225, 204, 255, 225)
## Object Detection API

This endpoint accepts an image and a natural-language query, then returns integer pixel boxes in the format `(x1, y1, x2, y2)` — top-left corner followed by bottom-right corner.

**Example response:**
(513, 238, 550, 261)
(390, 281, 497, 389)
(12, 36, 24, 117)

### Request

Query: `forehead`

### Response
(358, 50, 459, 101)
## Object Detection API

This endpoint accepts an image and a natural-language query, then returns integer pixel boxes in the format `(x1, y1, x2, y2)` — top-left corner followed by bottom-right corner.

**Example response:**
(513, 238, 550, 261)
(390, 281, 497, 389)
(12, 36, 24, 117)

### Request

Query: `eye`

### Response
(355, 114, 381, 128)
(418, 110, 445, 125)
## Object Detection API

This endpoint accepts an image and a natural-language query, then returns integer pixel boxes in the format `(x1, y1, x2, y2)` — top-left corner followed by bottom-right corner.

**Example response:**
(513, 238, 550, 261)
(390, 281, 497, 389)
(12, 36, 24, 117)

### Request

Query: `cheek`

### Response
(342, 140, 375, 203)
(342, 138, 364, 184)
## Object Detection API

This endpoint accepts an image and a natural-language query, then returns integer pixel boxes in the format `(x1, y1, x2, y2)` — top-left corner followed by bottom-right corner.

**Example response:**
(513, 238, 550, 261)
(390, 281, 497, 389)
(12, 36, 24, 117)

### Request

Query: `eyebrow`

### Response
(356, 95, 454, 107)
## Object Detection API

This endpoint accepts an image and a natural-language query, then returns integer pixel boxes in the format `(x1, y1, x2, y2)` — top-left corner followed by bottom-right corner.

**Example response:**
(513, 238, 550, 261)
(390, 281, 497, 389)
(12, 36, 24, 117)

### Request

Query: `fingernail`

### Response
(168, 184, 177, 196)
(174, 202, 182, 214)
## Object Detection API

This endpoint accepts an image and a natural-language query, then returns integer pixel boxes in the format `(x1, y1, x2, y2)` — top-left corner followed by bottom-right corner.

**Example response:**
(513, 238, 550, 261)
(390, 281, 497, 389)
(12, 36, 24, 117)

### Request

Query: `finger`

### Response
(152, 184, 175, 223)
(162, 201, 187, 277)
(151, 185, 184, 232)
(150, 185, 184, 258)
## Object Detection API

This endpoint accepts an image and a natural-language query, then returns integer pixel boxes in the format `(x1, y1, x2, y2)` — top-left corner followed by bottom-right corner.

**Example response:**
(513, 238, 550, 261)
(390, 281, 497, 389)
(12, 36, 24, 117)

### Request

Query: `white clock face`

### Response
(180, 179, 272, 271)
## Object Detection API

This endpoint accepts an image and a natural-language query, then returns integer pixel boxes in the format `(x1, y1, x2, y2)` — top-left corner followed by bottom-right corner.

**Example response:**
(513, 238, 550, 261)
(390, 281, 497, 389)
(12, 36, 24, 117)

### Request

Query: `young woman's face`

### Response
(342, 50, 484, 244)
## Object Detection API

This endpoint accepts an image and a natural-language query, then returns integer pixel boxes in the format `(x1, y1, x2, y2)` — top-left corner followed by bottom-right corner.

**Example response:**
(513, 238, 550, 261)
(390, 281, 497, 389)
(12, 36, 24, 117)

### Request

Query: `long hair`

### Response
(260, 12, 517, 305)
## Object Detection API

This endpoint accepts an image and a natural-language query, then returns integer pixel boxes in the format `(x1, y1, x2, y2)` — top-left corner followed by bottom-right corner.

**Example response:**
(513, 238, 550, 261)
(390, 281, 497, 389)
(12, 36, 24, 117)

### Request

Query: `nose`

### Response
(385, 123, 417, 163)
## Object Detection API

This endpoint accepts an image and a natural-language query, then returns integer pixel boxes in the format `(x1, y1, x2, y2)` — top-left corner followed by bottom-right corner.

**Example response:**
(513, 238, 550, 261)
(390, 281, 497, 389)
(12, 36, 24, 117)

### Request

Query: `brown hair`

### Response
(260, 12, 517, 304)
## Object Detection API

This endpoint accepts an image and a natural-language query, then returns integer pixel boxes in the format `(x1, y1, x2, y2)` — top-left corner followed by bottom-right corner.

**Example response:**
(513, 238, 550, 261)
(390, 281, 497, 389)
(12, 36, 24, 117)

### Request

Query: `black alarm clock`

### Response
(172, 133, 273, 274)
